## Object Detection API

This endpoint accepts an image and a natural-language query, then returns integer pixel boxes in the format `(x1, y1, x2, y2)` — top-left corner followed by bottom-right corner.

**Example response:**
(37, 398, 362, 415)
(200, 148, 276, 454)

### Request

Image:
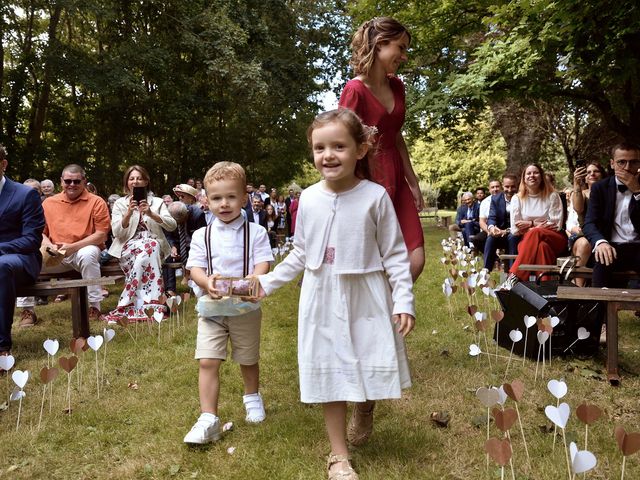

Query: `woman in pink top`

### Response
(339, 17, 424, 282)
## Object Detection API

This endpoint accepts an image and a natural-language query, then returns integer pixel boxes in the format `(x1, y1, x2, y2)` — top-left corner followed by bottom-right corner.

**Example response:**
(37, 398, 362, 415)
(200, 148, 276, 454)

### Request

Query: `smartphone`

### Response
(575, 160, 585, 169)
(132, 186, 147, 202)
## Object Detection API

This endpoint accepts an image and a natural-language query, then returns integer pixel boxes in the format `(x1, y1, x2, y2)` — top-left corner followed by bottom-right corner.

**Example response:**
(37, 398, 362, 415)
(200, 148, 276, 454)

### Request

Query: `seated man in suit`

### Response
(583, 142, 640, 287)
(245, 196, 268, 229)
(470, 180, 502, 255)
(485, 173, 520, 271)
(0, 144, 45, 353)
(454, 192, 480, 247)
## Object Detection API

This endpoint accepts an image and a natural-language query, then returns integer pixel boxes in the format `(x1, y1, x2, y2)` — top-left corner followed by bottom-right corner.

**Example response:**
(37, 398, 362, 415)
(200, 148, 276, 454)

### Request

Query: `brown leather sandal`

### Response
(327, 453, 358, 480)
(347, 401, 375, 446)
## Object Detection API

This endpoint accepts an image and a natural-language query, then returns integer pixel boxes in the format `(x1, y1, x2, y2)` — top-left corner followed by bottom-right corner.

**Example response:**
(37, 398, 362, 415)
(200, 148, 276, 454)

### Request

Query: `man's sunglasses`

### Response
(62, 178, 83, 185)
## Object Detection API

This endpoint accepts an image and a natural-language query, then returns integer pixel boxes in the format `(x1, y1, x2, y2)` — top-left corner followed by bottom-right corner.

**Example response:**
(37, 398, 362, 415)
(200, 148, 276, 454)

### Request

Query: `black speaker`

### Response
(494, 282, 602, 358)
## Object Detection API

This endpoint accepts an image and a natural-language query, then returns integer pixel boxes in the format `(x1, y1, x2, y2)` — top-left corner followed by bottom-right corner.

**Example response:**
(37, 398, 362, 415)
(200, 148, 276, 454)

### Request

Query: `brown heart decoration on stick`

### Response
(615, 426, 640, 456)
(492, 407, 517, 432)
(183, 292, 191, 302)
(485, 437, 512, 466)
(576, 402, 602, 425)
(40, 366, 59, 384)
(491, 310, 504, 322)
(144, 307, 155, 318)
(503, 380, 525, 402)
(69, 337, 87, 354)
(58, 356, 78, 373)
(475, 320, 486, 332)
(467, 305, 478, 317)
(158, 294, 167, 305)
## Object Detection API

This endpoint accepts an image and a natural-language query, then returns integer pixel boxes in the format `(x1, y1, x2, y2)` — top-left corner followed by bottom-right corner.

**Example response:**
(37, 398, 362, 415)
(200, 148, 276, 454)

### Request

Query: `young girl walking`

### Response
(258, 109, 415, 480)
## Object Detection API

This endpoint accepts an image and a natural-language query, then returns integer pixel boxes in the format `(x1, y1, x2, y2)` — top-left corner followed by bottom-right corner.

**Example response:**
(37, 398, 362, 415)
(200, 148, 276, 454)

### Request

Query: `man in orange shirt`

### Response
(40, 164, 111, 320)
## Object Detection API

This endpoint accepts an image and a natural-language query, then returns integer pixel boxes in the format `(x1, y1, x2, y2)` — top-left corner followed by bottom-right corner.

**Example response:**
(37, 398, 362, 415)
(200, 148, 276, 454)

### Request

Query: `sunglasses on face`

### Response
(63, 178, 83, 185)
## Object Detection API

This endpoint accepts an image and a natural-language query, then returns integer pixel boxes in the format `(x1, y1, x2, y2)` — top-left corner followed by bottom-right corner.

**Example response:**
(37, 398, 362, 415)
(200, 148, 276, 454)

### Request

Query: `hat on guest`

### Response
(173, 184, 199, 199)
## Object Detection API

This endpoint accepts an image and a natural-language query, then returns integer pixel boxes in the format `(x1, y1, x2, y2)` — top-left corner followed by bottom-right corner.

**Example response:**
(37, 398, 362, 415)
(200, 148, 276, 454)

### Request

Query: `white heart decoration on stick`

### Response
(547, 379, 568, 399)
(476, 387, 500, 408)
(570, 442, 597, 474)
(550, 316, 560, 328)
(43, 339, 59, 356)
(12, 370, 29, 389)
(166, 297, 175, 309)
(175, 295, 182, 305)
(577, 327, 590, 340)
(496, 385, 508, 406)
(537, 330, 550, 344)
(482, 286, 491, 296)
(443, 284, 453, 297)
(10, 387, 25, 402)
(153, 311, 164, 323)
(524, 315, 537, 328)
(0, 354, 15, 371)
(474, 311, 486, 322)
(509, 329, 523, 343)
(87, 335, 104, 351)
(545, 402, 571, 429)
(469, 344, 482, 356)
(103, 328, 116, 343)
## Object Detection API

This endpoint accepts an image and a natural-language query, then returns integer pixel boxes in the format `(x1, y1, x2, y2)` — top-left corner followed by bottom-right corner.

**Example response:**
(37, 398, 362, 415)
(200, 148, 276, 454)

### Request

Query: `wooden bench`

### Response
(419, 207, 451, 228)
(517, 264, 639, 282)
(557, 287, 640, 386)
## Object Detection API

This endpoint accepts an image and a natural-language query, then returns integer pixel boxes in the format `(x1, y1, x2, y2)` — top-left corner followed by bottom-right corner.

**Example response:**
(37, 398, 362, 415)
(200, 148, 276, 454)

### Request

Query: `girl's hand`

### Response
(409, 184, 425, 212)
(392, 313, 415, 337)
(206, 273, 222, 299)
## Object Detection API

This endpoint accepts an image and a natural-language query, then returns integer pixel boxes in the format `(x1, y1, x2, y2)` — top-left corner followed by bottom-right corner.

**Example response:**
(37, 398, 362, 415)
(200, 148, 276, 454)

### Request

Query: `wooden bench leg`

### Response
(606, 301, 620, 386)
(70, 286, 90, 339)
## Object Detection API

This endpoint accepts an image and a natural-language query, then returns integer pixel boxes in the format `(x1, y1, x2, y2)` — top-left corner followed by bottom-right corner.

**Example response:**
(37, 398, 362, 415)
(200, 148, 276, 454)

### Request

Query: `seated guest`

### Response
(164, 199, 206, 296)
(246, 196, 268, 229)
(264, 203, 279, 248)
(39, 164, 111, 319)
(583, 142, 640, 287)
(471, 180, 502, 255)
(105, 165, 176, 323)
(0, 145, 45, 347)
(485, 173, 520, 271)
(508, 164, 566, 282)
(162, 194, 173, 206)
(454, 192, 479, 247)
(23, 178, 42, 196)
(565, 162, 606, 286)
(475, 187, 486, 203)
(41, 179, 55, 199)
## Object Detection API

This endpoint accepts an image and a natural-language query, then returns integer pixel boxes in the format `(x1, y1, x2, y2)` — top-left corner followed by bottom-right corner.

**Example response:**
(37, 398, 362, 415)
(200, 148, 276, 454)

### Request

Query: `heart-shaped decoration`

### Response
(474, 311, 486, 322)
(12, 370, 29, 389)
(43, 339, 60, 356)
(443, 284, 453, 297)
(0, 354, 15, 371)
(496, 386, 508, 406)
(485, 438, 512, 466)
(545, 402, 571, 429)
(87, 335, 104, 351)
(469, 344, 482, 356)
(449, 268, 458, 278)
(468, 274, 478, 288)
(503, 379, 524, 402)
(537, 330, 550, 345)
(509, 329, 523, 343)
(10, 387, 26, 402)
(614, 426, 640, 456)
(475, 320, 486, 332)
(183, 293, 191, 302)
(174, 295, 182, 305)
(482, 287, 492, 296)
(569, 442, 597, 474)
(547, 379, 568, 399)
(467, 305, 478, 317)
(440, 257, 447, 264)
(166, 297, 175, 309)
(550, 316, 560, 328)
(144, 307, 155, 318)
(491, 310, 504, 322)
(70, 337, 87, 354)
(476, 387, 500, 408)
(116, 316, 129, 328)
(576, 402, 602, 425)
(538, 317, 554, 334)
(40, 366, 59, 384)
(492, 407, 518, 432)
(153, 311, 164, 323)
(451, 285, 458, 294)
(58, 356, 78, 373)
(524, 315, 537, 328)
(103, 328, 116, 343)
(158, 294, 167, 305)
(577, 327, 590, 340)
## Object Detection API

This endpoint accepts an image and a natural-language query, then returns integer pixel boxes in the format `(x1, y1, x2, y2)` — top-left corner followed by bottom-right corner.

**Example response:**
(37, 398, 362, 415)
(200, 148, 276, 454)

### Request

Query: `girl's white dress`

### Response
(260, 180, 414, 403)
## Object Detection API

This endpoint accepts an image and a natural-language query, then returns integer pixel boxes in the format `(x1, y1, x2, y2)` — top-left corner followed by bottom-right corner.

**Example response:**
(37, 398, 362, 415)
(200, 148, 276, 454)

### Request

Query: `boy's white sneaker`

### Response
(183, 413, 221, 444)
(243, 392, 266, 423)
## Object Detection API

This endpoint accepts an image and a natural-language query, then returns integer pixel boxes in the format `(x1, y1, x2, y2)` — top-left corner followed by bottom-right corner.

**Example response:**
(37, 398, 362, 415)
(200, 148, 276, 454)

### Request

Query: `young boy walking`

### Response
(183, 162, 273, 445)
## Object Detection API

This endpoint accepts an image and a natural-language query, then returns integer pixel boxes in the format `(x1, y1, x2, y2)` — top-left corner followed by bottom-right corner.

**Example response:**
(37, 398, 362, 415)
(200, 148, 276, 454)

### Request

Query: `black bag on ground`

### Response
(494, 282, 602, 358)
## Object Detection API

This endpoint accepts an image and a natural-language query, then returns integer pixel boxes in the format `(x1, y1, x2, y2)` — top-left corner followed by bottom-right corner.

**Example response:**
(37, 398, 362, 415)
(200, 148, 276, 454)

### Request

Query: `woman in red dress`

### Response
(339, 17, 424, 282)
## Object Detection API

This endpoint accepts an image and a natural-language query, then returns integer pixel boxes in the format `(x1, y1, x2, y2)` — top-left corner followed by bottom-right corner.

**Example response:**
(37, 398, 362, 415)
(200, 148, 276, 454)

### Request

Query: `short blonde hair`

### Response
(203, 161, 247, 191)
(350, 17, 411, 76)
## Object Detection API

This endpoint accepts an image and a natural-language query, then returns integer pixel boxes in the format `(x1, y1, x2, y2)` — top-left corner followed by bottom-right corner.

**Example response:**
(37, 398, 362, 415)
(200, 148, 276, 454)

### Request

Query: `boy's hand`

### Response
(392, 313, 415, 337)
(206, 273, 222, 299)
(240, 275, 266, 302)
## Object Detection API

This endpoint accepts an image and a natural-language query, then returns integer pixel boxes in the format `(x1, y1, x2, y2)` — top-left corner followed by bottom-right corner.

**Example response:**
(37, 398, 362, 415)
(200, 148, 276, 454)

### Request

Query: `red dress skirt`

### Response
(339, 77, 424, 251)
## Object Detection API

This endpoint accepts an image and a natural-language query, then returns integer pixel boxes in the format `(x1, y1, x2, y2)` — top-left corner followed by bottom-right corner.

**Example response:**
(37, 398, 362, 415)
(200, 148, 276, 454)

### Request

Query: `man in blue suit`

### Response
(583, 142, 640, 287)
(454, 192, 480, 247)
(484, 173, 520, 271)
(0, 145, 45, 353)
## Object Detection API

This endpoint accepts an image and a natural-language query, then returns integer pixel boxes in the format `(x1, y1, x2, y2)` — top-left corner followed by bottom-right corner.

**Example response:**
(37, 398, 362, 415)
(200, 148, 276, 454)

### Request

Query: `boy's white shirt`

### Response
(187, 215, 274, 299)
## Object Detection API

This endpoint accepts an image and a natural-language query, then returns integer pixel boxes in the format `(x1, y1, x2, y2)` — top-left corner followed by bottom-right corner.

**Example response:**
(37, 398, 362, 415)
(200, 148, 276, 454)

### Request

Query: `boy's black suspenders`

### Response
(204, 219, 250, 277)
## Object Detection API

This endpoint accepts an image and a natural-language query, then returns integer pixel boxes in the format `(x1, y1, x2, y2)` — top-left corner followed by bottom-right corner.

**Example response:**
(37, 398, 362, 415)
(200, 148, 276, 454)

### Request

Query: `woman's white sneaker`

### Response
(243, 393, 266, 423)
(183, 413, 221, 444)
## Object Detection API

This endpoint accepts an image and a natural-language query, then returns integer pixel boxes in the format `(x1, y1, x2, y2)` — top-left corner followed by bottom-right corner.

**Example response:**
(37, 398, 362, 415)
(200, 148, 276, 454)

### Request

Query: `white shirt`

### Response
(187, 215, 273, 293)
(510, 192, 563, 235)
(0, 176, 6, 195)
(611, 178, 640, 243)
(479, 196, 492, 219)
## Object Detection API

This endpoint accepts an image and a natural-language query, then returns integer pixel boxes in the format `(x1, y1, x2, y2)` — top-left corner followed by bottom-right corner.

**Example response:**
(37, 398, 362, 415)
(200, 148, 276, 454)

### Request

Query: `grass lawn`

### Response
(2, 220, 640, 479)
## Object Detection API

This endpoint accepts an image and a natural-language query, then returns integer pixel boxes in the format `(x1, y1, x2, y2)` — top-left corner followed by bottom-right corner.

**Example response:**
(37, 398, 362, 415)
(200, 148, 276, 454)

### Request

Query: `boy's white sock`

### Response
(198, 412, 219, 424)
(243, 392, 266, 423)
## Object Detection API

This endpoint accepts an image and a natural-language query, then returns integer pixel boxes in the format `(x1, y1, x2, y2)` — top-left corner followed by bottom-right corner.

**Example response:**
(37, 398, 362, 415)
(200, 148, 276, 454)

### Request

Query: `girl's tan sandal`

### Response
(327, 453, 359, 480)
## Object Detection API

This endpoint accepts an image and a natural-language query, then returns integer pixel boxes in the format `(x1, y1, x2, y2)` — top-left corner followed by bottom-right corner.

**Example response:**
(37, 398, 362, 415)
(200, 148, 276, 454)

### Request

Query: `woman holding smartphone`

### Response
(105, 165, 177, 323)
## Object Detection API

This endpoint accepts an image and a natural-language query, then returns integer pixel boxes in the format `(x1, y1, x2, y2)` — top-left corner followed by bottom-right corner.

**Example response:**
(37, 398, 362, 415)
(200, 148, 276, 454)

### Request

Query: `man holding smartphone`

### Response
(583, 142, 640, 287)
(39, 164, 111, 319)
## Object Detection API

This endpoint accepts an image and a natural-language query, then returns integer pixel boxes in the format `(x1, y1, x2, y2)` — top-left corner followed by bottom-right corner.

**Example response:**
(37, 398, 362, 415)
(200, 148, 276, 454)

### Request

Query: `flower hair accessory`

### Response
(363, 124, 378, 144)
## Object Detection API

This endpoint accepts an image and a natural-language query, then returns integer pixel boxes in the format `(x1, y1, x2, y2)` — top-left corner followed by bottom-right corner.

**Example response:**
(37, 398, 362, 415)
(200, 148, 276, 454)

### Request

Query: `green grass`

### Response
(2, 222, 640, 479)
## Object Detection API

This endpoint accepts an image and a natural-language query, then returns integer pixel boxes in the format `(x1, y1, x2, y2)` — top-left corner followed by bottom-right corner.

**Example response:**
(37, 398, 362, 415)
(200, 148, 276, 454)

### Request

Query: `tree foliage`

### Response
(0, 0, 349, 194)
